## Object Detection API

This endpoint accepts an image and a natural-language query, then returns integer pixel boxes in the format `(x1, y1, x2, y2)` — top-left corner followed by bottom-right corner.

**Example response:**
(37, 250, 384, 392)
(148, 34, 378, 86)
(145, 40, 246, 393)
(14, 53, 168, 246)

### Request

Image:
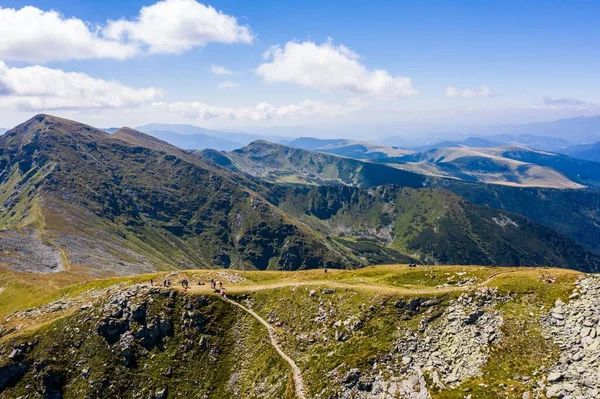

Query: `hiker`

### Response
(150, 279, 153, 286)
(324, 267, 328, 274)
(181, 279, 189, 290)
(210, 278, 215, 289)
(216, 280, 223, 290)
(220, 287, 227, 298)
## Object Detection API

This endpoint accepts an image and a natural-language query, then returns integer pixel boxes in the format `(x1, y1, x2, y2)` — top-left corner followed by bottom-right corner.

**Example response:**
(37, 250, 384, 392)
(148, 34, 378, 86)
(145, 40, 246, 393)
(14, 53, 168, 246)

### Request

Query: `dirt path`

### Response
(221, 295, 307, 399)
(188, 270, 517, 296)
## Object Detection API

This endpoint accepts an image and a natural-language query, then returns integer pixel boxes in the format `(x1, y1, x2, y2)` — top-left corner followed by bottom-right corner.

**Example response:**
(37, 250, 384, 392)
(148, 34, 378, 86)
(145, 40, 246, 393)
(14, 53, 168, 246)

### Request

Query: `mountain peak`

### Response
(0, 114, 108, 147)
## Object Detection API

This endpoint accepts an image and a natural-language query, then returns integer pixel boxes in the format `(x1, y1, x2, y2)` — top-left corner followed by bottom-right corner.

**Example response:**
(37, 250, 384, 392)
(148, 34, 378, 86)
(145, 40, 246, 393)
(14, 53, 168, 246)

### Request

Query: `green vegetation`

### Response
(0, 115, 354, 274)
(220, 140, 600, 256)
(279, 185, 600, 271)
(1, 289, 293, 398)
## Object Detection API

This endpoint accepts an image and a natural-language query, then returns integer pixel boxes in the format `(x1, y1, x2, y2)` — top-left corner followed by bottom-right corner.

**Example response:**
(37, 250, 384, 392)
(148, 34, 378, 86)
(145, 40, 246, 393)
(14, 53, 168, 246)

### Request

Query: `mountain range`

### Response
(283, 136, 600, 189)
(380, 114, 600, 147)
(1, 115, 599, 274)
(136, 123, 287, 151)
(205, 140, 600, 257)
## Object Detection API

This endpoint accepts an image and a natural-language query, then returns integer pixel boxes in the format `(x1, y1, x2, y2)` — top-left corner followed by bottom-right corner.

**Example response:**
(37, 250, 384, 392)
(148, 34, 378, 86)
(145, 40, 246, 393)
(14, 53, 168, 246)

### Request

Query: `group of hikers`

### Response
(149, 276, 227, 297)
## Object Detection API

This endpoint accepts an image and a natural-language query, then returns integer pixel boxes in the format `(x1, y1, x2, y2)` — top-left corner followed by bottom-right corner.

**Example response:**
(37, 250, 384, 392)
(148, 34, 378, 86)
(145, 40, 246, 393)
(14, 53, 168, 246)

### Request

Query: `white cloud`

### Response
(0, 1, 252, 63)
(445, 85, 494, 98)
(0, 6, 136, 63)
(211, 65, 232, 75)
(105, 0, 253, 55)
(153, 98, 367, 121)
(0, 61, 162, 111)
(218, 81, 239, 89)
(256, 40, 418, 98)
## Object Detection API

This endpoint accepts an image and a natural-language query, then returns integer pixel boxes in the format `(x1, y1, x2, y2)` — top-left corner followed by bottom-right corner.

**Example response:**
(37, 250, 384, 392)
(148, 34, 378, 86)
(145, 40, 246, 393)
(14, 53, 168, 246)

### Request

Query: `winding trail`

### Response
(221, 295, 307, 399)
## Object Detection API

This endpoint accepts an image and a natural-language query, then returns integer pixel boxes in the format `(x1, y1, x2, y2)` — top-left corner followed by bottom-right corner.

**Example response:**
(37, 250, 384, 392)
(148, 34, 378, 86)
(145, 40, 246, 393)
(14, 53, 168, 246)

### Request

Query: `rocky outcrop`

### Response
(542, 276, 600, 398)
(331, 287, 506, 398)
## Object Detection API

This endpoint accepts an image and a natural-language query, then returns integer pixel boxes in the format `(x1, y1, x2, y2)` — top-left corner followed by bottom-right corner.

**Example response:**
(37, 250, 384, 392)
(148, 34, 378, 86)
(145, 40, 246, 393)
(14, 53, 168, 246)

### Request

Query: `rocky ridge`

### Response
(543, 275, 600, 398)
(334, 287, 506, 398)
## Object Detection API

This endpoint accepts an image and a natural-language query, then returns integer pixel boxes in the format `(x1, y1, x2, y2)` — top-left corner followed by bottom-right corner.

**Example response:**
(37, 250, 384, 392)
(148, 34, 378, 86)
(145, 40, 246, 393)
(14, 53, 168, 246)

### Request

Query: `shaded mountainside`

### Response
(218, 141, 600, 255)
(277, 185, 600, 270)
(434, 180, 600, 253)
(0, 115, 356, 274)
(562, 141, 600, 162)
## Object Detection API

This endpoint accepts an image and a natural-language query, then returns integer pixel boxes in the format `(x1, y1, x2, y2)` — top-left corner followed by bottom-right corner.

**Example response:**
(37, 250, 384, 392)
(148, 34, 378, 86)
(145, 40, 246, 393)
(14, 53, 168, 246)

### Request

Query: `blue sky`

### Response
(0, 0, 598, 136)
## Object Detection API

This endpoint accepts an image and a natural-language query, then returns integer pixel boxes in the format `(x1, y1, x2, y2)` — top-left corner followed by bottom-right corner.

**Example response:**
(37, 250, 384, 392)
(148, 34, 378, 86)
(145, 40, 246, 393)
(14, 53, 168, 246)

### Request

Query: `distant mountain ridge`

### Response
(288, 137, 413, 160)
(393, 145, 600, 189)
(477, 114, 600, 142)
(136, 123, 287, 150)
(562, 141, 600, 162)
(280, 136, 596, 189)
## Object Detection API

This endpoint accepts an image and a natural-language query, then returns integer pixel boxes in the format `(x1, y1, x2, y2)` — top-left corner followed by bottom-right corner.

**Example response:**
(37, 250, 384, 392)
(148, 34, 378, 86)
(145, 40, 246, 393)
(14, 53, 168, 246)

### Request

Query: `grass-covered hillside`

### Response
(0, 115, 357, 274)
(1, 265, 595, 398)
(278, 185, 600, 271)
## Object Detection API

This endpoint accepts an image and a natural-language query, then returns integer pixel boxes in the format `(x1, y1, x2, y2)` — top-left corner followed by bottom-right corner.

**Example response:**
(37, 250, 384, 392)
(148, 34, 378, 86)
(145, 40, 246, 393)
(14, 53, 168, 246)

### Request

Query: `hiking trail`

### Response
(221, 295, 307, 399)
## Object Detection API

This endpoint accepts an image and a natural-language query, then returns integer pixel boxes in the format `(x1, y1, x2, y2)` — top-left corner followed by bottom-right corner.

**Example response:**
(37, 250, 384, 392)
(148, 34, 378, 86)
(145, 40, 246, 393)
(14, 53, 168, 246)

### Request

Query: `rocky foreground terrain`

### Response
(543, 277, 600, 398)
(0, 266, 599, 398)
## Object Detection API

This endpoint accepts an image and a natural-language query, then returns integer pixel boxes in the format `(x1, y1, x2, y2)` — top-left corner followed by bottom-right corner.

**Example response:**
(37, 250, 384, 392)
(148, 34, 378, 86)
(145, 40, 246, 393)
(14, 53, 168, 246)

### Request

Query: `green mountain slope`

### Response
(0, 115, 356, 274)
(277, 185, 600, 270)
